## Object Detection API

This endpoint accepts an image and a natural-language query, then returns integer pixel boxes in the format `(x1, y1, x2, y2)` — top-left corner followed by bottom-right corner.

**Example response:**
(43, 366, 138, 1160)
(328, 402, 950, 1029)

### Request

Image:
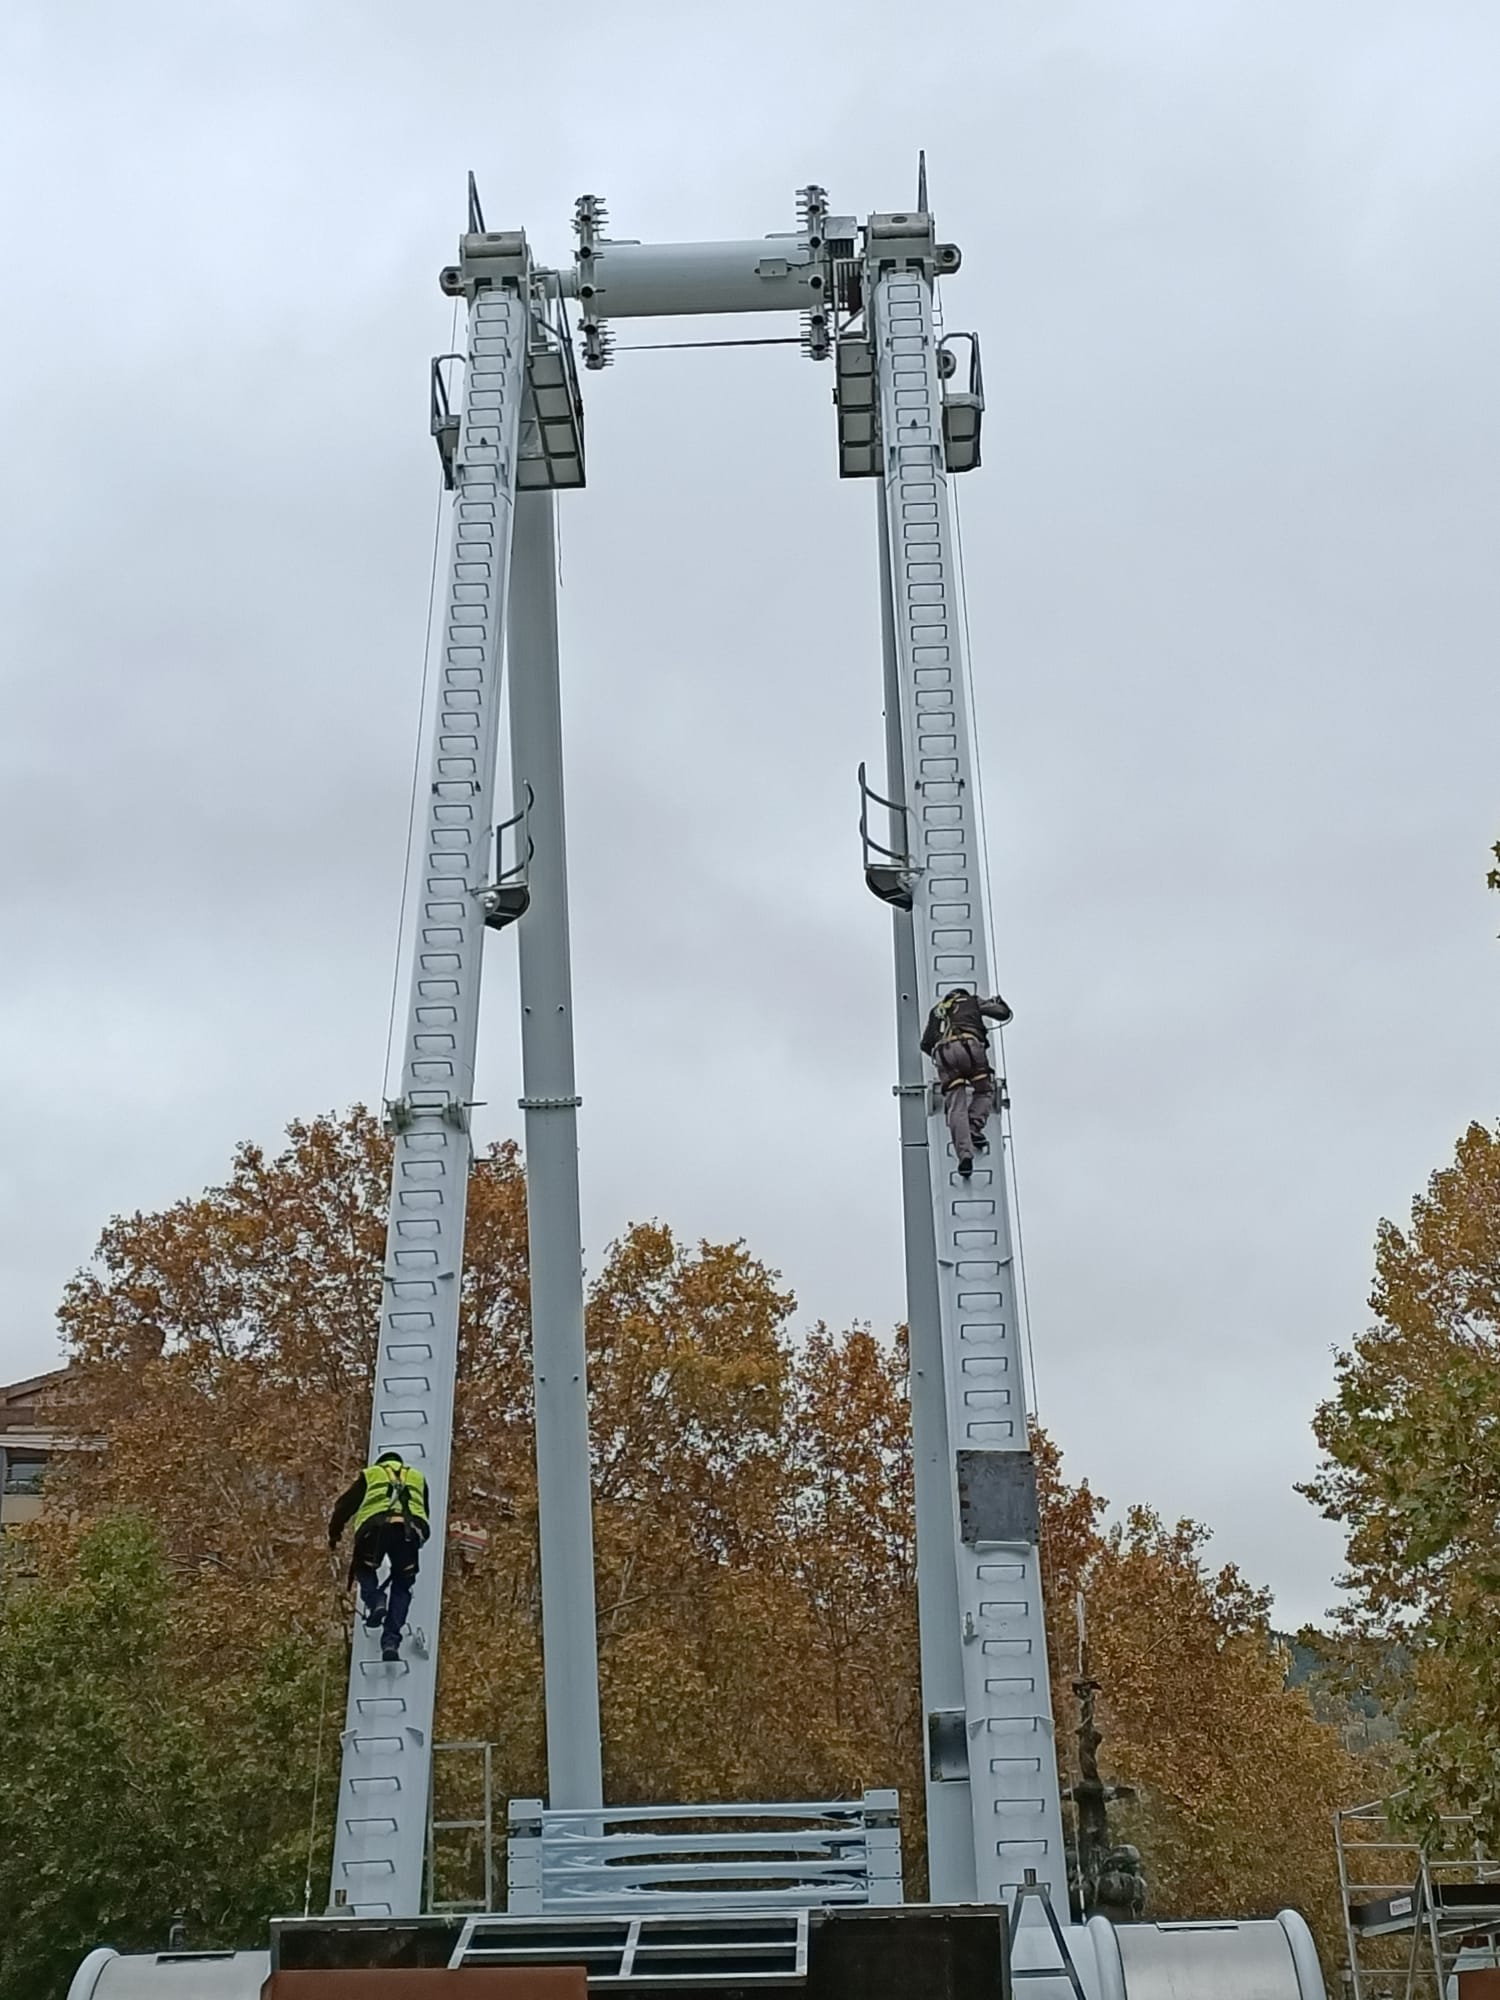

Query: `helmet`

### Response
(375, 1450, 405, 1466)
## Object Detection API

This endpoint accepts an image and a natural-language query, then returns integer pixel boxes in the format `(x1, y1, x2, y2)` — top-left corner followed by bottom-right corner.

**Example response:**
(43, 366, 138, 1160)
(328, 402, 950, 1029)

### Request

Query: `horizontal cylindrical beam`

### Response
(558, 238, 822, 318)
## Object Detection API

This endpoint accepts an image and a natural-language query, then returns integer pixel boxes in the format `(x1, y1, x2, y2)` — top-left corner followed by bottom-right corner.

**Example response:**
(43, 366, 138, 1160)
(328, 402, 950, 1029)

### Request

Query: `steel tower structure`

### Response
(66, 169, 1334, 2000)
(324, 176, 1062, 1921)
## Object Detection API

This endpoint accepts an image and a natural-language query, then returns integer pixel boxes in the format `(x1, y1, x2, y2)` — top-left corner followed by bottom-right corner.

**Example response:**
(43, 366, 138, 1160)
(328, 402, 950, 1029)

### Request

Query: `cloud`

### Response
(3, 0, 1498, 1627)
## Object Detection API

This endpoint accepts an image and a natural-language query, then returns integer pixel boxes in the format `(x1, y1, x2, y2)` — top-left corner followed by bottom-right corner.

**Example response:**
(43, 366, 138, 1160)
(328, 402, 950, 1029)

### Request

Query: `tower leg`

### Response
(878, 494, 977, 1904)
(328, 283, 528, 1917)
(508, 491, 605, 1810)
(870, 256, 1067, 1909)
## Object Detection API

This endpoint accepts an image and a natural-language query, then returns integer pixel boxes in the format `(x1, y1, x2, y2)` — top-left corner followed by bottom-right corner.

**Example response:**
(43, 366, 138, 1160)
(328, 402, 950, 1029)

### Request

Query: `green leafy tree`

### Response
(0, 1516, 339, 2000)
(1304, 1119, 1500, 1839)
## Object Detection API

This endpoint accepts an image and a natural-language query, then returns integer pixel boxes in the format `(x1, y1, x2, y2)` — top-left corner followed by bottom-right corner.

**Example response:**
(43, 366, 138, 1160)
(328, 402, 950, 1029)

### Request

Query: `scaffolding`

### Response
(1337, 1797, 1500, 1999)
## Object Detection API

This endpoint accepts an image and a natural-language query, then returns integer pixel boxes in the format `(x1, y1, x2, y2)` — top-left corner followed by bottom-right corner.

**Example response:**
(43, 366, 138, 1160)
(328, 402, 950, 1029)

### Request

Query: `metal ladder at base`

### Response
(1008, 1872, 1087, 2000)
(449, 1912, 809, 1986)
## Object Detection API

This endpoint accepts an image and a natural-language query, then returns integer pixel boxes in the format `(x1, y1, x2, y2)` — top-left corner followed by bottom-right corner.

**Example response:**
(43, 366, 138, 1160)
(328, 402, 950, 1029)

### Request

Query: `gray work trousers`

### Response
(935, 1038, 994, 1163)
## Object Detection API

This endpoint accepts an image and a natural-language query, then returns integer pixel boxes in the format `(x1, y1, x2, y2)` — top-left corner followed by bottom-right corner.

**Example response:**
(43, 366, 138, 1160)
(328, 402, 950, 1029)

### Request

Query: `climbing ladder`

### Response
(864, 228, 1067, 1909)
(330, 183, 1064, 1925)
(327, 254, 531, 1918)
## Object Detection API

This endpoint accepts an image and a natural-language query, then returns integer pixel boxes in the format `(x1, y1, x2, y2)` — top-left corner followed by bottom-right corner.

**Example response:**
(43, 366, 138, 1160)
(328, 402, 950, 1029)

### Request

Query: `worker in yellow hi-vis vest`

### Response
(328, 1451, 431, 1662)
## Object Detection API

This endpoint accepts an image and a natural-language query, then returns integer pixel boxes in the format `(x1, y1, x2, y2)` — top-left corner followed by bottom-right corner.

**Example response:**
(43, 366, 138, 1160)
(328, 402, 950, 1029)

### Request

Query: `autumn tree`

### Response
(23, 1104, 1361, 1976)
(1305, 1119, 1500, 1841)
(1033, 1436, 1360, 1961)
(44, 1111, 917, 1852)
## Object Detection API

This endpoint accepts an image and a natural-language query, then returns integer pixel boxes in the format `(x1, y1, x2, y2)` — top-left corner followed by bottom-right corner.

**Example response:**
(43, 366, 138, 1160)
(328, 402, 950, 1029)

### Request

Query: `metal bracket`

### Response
(865, 208, 949, 277)
(441, 228, 531, 301)
(796, 183, 832, 361)
(571, 200, 615, 372)
(895, 1081, 942, 1116)
(517, 1096, 583, 1111)
(383, 1097, 414, 1135)
(928, 1708, 969, 1782)
(439, 182, 531, 299)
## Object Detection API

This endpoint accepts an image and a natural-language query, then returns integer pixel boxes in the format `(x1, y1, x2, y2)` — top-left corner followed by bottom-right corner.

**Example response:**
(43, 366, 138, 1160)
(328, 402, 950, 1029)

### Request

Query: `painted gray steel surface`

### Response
(559, 237, 822, 318)
(326, 285, 528, 1916)
(507, 1796, 903, 1915)
(869, 259, 1066, 1905)
(876, 491, 974, 1905)
(1097, 1913, 1326, 2000)
(507, 491, 604, 1810)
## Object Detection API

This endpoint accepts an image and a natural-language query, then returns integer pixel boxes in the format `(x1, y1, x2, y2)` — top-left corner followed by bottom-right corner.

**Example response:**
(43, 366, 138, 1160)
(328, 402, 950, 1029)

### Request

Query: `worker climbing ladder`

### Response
(864, 233, 1066, 1909)
(70, 171, 1338, 2000)
(325, 278, 528, 1914)
(323, 187, 1066, 1922)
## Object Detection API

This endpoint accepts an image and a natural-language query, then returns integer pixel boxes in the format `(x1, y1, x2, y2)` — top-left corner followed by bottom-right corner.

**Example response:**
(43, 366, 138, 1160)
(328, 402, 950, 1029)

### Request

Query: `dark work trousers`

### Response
(350, 1518, 423, 1650)
(934, 1037, 995, 1164)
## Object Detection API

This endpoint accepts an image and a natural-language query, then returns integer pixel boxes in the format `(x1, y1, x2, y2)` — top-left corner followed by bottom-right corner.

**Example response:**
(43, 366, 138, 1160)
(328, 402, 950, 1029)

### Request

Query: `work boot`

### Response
(958, 1157, 974, 1179)
(974, 1133, 990, 1154)
(381, 1638, 402, 1663)
(363, 1592, 388, 1630)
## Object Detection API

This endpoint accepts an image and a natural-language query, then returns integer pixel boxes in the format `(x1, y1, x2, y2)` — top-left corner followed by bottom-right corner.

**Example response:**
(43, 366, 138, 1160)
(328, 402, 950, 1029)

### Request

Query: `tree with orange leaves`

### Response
(9, 1105, 1360, 1986)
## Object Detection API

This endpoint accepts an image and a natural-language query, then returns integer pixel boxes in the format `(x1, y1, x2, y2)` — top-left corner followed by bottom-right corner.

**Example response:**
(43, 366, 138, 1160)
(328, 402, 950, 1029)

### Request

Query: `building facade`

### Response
(0, 1368, 71, 1533)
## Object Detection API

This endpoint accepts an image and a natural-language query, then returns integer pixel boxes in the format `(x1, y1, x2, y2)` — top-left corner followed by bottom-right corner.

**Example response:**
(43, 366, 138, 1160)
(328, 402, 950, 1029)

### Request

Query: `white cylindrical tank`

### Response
(67, 1949, 269, 2000)
(1084, 1910, 1326, 2000)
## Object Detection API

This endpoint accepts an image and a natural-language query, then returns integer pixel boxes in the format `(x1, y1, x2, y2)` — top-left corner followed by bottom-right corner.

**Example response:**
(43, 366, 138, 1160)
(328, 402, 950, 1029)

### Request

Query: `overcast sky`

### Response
(2, 0, 1497, 1628)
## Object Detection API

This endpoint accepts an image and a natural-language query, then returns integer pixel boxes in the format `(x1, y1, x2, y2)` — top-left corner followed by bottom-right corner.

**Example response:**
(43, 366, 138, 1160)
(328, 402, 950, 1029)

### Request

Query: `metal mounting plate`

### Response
(956, 1450, 1040, 1547)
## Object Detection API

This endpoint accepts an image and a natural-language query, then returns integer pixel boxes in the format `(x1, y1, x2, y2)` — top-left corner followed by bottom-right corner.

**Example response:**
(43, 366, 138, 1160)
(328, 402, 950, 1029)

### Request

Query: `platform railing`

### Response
(507, 1794, 903, 1917)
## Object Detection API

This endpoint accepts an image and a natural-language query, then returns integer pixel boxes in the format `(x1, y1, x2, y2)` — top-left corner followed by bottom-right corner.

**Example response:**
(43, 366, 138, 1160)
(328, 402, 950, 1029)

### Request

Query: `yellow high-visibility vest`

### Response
(352, 1461, 430, 1535)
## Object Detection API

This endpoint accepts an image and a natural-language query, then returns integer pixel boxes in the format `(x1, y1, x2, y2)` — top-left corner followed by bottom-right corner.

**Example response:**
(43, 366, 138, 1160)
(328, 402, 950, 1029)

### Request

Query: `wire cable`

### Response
(301, 1617, 338, 1916)
(1002, 1083, 1042, 1420)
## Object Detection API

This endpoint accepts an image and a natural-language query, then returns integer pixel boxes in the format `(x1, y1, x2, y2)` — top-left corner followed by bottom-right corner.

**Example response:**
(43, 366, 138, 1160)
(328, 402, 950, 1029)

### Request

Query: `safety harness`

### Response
(932, 993, 993, 1091)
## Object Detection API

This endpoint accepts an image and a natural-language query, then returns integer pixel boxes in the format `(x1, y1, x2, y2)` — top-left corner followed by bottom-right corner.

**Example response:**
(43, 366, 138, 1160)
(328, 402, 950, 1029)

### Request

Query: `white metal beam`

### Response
(869, 252, 1068, 1909)
(327, 281, 528, 1917)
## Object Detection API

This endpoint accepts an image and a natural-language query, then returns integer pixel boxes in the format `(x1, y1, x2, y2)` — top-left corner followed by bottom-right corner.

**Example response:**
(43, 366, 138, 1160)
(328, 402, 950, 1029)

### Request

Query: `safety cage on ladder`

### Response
(856, 761, 915, 912)
(480, 786, 533, 932)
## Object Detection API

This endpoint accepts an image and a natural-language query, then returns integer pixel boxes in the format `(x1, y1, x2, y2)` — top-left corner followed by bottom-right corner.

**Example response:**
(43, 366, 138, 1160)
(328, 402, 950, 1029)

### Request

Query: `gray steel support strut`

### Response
(328, 282, 528, 1917)
(878, 493, 976, 1905)
(507, 490, 605, 1810)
